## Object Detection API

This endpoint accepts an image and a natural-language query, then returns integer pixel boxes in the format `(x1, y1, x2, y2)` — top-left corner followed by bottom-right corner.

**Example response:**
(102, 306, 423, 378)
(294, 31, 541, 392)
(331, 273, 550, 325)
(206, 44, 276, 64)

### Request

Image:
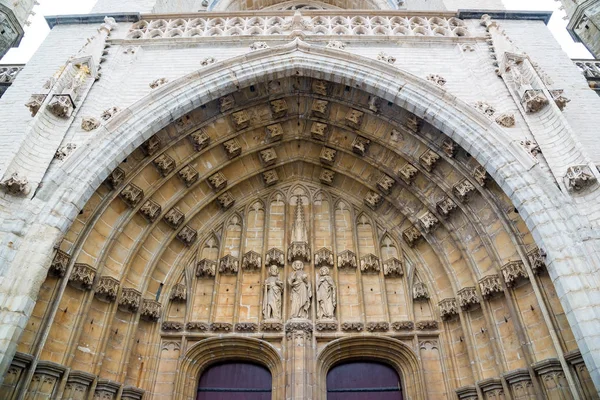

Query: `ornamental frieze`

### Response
(186, 321, 210, 331)
(162, 321, 183, 331)
(341, 322, 364, 332)
(416, 320, 438, 330)
(391, 321, 414, 331)
(126, 15, 471, 40)
(235, 323, 258, 332)
(211, 322, 233, 332)
(366, 322, 389, 332)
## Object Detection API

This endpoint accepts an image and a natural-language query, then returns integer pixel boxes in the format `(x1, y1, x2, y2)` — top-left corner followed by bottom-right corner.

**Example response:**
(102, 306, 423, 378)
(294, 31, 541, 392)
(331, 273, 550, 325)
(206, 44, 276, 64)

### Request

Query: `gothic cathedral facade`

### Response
(1, 0, 600, 399)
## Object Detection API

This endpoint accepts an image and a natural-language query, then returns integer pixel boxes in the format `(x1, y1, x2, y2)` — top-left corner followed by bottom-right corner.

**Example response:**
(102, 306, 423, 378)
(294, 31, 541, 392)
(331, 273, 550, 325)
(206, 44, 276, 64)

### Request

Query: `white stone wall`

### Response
(0, 24, 98, 180)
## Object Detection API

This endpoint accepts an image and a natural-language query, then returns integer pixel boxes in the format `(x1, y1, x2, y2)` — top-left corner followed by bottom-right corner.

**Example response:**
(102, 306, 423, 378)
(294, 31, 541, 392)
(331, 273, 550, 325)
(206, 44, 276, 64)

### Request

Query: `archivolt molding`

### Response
(316, 336, 425, 399)
(1, 39, 597, 389)
(175, 336, 284, 399)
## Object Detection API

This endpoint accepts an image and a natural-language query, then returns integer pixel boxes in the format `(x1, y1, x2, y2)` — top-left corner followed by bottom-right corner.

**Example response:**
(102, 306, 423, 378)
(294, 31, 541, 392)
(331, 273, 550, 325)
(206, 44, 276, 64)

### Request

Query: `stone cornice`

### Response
(43, 9, 554, 29)
(458, 9, 552, 25)
(45, 12, 140, 29)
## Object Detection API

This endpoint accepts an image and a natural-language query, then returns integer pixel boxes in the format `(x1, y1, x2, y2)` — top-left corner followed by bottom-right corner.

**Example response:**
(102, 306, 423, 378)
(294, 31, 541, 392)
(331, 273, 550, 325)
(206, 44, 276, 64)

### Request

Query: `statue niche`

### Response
(263, 265, 283, 320)
(317, 266, 336, 320)
(289, 260, 312, 319)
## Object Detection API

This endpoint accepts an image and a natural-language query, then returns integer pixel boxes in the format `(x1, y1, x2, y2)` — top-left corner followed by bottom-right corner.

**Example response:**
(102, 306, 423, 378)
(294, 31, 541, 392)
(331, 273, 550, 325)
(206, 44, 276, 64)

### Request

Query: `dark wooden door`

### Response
(326, 361, 403, 400)
(197, 362, 272, 400)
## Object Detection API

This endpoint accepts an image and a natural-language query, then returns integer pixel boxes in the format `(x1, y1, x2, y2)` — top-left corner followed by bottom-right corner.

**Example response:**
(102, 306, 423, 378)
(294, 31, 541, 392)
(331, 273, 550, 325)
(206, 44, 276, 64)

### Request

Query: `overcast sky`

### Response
(0, 0, 593, 64)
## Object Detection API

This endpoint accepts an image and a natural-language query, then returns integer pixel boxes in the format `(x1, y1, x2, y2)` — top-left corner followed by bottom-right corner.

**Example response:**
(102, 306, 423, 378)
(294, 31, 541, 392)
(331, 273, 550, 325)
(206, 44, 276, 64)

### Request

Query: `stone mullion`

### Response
(349, 203, 367, 325)
(232, 208, 249, 328)
(256, 200, 271, 329)
(326, 194, 340, 324)
(371, 215, 391, 325)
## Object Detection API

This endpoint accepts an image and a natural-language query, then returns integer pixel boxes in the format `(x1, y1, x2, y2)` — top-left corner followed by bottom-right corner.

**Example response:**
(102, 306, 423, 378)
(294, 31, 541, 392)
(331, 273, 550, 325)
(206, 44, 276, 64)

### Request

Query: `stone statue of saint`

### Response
(288, 260, 312, 319)
(317, 267, 336, 320)
(263, 265, 283, 320)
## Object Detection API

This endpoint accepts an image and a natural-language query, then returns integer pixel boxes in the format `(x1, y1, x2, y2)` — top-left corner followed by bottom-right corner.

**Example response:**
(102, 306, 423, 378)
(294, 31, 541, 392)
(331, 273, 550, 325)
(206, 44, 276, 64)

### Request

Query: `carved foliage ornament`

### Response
(139, 200, 161, 222)
(364, 191, 383, 210)
(419, 212, 439, 233)
(68, 263, 96, 290)
(360, 254, 380, 273)
(439, 298, 458, 320)
(426, 74, 446, 87)
(81, 117, 100, 131)
(119, 288, 141, 312)
(436, 197, 457, 218)
(223, 139, 242, 158)
(178, 165, 199, 187)
(242, 251, 262, 271)
(315, 248, 334, 269)
(141, 299, 161, 322)
(196, 259, 217, 277)
(479, 275, 503, 299)
(217, 192, 235, 210)
(163, 207, 184, 229)
(413, 282, 429, 300)
(391, 321, 414, 331)
(219, 255, 239, 274)
(320, 147, 336, 165)
(528, 248, 546, 274)
(377, 52, 396, 64)
(177, 225, 197, 246)
(402, 225, 422, 248)
(319, 169, 335, 185)
(419, 149, 440, 172)
(263, 169, 279, 186)
(0, 172, 30, 196)
(153, 154, 175, 176)
(207, 172, 227, 191)
(326, 40, 346, 50)
(266, 248, 285, 268)
(189, 130, 210, 151)
(383, 258, 403, 277)
(95, 276, 120, 302)
(398, 163, 418, 185)
(564, 165, 597, 192)
(106, 167, 125, 190)
(457, 287, 480, 310)
(502, 260, 528, 287)
(50, 250, 70, 277)
(337, 250, 357, 269)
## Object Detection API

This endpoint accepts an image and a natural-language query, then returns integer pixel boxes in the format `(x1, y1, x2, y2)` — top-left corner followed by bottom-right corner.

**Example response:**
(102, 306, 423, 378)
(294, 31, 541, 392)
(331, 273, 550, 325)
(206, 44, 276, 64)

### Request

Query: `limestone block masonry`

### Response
(0, 0, 600, 399)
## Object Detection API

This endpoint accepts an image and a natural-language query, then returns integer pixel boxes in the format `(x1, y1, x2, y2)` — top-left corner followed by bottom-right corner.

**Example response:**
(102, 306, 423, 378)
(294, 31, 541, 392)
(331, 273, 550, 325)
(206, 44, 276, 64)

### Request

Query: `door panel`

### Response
(326, 361, 403, 400)
(197, 362, 272, 400)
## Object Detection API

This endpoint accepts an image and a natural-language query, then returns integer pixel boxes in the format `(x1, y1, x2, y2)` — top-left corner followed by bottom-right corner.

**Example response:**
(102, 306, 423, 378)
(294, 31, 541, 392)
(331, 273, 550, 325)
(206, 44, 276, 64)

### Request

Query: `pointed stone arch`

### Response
(317, 335, 425, 399)
(175, 336, 284, 399)
(0, 38, 598, 388)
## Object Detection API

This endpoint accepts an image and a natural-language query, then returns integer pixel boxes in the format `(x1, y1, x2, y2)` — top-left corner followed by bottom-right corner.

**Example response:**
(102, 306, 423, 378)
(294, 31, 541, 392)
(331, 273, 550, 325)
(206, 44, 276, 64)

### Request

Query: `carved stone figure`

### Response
(288, 260, 312, 319)
(263, 265, 283, 321)
(316, 267, 336, 320)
